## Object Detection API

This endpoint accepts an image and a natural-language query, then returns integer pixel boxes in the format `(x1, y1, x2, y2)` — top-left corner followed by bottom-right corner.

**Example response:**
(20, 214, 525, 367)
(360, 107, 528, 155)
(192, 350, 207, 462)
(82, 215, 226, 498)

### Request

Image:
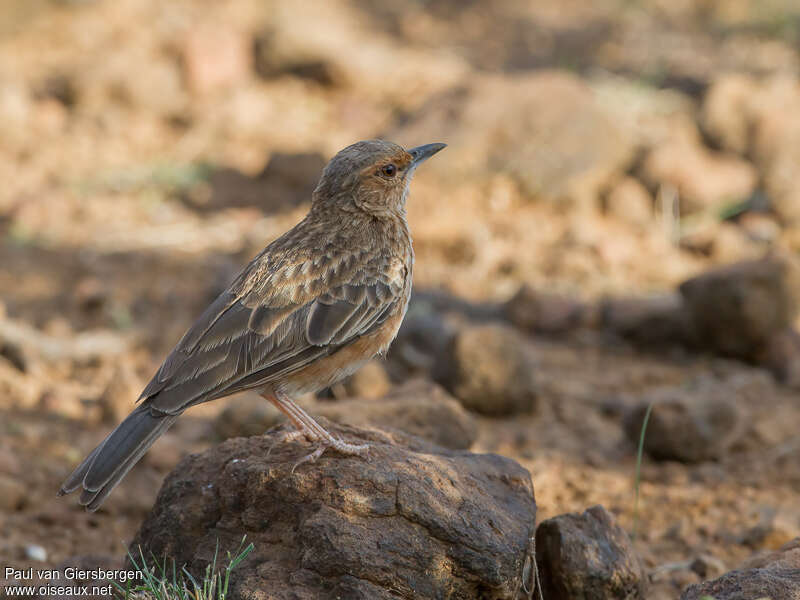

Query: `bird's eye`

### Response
(381, 164, 397, 177)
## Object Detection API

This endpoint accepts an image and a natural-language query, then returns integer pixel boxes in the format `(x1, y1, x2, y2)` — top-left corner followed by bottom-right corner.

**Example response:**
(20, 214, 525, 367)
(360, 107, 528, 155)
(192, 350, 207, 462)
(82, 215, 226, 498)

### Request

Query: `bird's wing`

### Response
(139, 249, 406, 415)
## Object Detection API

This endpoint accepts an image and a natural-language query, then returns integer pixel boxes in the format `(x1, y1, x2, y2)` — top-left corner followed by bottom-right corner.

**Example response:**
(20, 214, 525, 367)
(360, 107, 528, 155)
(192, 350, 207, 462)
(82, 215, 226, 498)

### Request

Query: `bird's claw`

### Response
(266, 428, 319, 456)
(290, 437, 370, 473)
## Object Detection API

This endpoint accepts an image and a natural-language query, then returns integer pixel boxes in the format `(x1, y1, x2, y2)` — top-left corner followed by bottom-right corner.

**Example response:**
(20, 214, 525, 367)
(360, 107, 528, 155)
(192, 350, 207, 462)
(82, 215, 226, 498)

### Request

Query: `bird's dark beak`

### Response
(408, 142, 447, 166)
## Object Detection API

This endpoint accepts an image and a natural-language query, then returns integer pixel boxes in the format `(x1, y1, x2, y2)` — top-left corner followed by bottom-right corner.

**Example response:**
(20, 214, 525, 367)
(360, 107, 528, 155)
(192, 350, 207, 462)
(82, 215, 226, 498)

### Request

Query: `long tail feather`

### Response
(58, 404, 178, 511)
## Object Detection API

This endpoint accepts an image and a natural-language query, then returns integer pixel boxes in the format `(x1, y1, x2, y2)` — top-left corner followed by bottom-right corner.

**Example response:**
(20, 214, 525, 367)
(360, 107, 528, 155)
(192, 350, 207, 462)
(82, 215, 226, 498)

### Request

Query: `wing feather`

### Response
(138, 250, 406, 416)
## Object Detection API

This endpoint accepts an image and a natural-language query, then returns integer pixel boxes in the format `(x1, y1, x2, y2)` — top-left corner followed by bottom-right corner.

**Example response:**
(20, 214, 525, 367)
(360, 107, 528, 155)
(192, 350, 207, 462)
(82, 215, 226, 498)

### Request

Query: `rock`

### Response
(623, 376, 749, 463)
(681, 538, 800, 600)
(339, 359, 391, 399)
(392, 71, 635, 209)
(601, 293, 694, 347)
(703, 74, 800, 223)
(311, 380, 478, 450)
(0, 474, 26, 511)
(214, 392, 284, 440)
(679, 255, 800, 361)
(505, 285, 587, 335)
(702, 73, 758, 155)
(605, 176, 654, 227)
(437, 323, 537, 416)
(640, 138, 757, 215)
(130, 422, 537, 599)
(390, 302, 457, 374)
(689, 553, 727, 580)
(536, 505, 647, 600)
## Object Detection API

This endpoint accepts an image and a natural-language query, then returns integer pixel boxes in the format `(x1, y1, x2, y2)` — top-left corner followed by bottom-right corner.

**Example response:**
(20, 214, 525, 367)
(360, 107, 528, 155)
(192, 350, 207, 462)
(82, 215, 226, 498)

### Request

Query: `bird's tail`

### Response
(58, 404, 178, 511)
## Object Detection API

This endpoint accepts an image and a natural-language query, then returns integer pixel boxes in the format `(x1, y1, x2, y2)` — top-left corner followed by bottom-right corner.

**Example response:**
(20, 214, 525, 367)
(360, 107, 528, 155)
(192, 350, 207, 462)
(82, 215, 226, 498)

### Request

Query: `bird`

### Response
(59, 139, 446, 511)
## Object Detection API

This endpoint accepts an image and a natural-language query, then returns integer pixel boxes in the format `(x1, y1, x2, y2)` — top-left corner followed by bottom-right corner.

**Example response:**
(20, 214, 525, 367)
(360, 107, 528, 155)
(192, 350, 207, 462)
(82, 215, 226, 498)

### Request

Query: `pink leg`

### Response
(261, 390, 369, 469)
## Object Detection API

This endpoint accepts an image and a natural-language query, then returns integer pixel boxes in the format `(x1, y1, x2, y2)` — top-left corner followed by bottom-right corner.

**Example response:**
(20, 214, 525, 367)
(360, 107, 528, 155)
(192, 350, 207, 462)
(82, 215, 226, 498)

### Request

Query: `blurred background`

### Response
(2, 0, 800, 598)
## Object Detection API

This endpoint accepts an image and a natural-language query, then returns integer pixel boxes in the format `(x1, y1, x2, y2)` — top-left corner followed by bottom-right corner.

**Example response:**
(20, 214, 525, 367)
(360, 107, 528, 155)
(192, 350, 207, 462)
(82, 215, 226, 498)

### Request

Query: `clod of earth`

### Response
(130, 420, 537, 600)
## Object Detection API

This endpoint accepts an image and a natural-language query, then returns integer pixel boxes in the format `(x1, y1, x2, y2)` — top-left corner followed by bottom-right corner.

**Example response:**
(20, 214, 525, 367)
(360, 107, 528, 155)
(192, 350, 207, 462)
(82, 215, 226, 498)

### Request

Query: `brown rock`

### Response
(392, 71, 635, 210)
(312, 380, 478, 450)
(702, 73, 758, 155)
(703, 74, 800, 223)
(390, 303, 456, 374)
(681, 538, 800, 600)
(601, 293, 694, 347)
(641, 138, 757, 215)
(536, 505, 647, 600)
(438, 323, 537, 416)
(679, 255, 800, 360)
(130, 422, 537, 599)
(505, 285, 586, 335)
(623, 376, 749, 463)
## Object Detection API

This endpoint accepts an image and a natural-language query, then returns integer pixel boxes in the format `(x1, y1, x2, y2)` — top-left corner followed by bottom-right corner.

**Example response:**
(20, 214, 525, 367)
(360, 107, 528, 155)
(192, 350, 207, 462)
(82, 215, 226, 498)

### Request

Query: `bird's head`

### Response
(311, 139, 446, 217)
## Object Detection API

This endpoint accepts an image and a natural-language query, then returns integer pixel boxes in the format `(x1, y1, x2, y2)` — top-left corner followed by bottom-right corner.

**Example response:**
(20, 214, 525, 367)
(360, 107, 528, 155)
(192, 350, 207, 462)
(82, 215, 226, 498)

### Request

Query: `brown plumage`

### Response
(59, 139, 446, 511)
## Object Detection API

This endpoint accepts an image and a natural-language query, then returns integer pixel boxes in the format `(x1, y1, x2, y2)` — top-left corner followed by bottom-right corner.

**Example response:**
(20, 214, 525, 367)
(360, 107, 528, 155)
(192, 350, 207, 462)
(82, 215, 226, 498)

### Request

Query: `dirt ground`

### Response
(2, 1, 800, 598)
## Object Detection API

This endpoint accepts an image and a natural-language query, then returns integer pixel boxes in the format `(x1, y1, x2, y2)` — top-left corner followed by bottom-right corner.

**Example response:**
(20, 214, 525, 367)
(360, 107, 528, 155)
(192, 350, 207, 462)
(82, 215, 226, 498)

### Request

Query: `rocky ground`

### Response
(2, 0, 800, 598)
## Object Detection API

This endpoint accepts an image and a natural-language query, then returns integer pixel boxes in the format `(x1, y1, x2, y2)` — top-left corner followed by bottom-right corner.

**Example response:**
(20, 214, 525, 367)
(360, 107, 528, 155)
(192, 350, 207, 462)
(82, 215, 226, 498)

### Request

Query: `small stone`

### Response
(623, 377, 745, 463)
(679, 255, 800, 361)
(437, 323, 537, 416)
(25, 544, 47, 562)
(641, 138, 757, 215)
(681, 538, 800, 600)
(505, 285, 586, 335)
(391, 304, 456, 373)
(536, 505, 647, 600)
(601, 293, 694, 347)
(702, 73, 758, 155)
(689, 554, 727, 579)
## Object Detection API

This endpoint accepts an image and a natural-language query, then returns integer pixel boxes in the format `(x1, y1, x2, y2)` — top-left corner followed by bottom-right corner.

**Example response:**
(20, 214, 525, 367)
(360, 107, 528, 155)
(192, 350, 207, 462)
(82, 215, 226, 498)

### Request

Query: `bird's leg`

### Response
(261, 391, 319, 456)
(263, 390, 369, 469)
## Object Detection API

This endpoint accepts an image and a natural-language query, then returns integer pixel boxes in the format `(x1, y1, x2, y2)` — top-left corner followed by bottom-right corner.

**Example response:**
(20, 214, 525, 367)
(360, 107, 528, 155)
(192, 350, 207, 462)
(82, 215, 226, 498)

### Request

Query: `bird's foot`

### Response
(291, 436, 369, 473)
(266, 427, 319, 457)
